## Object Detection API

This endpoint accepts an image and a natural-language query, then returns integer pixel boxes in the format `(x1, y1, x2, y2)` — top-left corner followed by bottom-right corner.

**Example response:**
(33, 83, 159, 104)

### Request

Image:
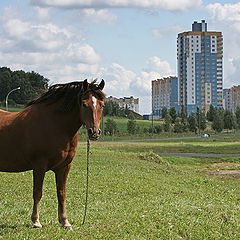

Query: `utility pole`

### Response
(152, 84, 154, 138)
(197, 107, 201, 135)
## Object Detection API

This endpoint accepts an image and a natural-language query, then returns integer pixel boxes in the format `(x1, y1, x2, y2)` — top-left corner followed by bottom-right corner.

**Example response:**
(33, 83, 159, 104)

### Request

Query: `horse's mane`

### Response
(26, 80, 105, 112)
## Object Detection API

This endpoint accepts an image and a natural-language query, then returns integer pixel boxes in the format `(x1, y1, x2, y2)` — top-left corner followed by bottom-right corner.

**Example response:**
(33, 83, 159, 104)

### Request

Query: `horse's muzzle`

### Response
(88, 128, 101, 141)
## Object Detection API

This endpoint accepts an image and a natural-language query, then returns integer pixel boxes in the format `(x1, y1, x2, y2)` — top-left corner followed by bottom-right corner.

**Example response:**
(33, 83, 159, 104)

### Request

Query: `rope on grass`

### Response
(82, 138, 90, 225)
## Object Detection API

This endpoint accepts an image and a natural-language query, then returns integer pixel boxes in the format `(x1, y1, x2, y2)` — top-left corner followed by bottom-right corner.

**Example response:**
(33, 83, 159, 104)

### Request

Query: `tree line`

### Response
(0, 67, 49, 105)
(103, 105, 240, 136)
(103, 100, 132, 118)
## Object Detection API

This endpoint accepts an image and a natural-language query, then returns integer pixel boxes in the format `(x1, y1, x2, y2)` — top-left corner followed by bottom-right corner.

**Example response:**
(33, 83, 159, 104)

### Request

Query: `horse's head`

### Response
(80, 79, 105, 141)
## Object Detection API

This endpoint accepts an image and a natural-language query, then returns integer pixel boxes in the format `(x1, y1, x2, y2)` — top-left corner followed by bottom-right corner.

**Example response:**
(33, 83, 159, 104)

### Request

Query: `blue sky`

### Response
(1, 0, 240, 114)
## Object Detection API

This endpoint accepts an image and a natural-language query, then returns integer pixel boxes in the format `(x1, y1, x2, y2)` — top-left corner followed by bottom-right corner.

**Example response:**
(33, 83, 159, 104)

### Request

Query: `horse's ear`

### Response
(98, 79, 105, 90)
(83, 79, 88, 92)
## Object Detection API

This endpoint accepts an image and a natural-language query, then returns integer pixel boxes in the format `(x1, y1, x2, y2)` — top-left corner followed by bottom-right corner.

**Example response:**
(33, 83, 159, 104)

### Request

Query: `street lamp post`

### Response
(5, 87, 20, 111)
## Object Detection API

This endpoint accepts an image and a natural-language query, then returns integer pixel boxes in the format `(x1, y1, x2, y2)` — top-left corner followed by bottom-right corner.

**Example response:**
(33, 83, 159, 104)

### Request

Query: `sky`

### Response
(1, 0, 240, 114)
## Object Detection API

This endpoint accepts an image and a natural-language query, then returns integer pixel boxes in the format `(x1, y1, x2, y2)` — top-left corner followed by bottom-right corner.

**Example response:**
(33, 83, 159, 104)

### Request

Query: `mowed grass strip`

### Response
(97, 135, 240, 154)
(0, 137, 239, 239)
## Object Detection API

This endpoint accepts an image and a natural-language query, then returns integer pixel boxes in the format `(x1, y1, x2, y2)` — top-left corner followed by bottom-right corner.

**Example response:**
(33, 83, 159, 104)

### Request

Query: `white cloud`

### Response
(146, 56, 174, 76)
(77, 8, 117, 25)
(35, 6, 51, 21)
(99, 63, 136, 97)
(0, 5, 176, 114)
(206, 2, 240, 88)
(99, 56, 175, 113)
(0, 10, 101, 83)
(31, 0, 202, 11)
(206, 3, 240, 22)
(152, 25, 185, 39)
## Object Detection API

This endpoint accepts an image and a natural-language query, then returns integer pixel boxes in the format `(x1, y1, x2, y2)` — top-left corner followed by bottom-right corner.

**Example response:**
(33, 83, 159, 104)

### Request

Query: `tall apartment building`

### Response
(152, 76, 178, 116)
(106, 96, 139, 113)
(177, 20, 223, 115)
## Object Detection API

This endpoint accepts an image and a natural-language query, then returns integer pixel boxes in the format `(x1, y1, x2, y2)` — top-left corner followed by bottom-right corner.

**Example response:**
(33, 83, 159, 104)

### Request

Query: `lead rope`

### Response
(82, 138, 90, 225)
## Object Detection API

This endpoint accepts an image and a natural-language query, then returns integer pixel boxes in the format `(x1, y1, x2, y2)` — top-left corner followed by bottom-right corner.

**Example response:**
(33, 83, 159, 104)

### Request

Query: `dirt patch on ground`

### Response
(211, 162, 240, 169)
(203, 170, 240, 175)
(202, 162, 240, 178)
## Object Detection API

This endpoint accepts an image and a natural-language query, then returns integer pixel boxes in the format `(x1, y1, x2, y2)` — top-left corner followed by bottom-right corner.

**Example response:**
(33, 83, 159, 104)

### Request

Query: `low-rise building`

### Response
(106, 96, 139, 113)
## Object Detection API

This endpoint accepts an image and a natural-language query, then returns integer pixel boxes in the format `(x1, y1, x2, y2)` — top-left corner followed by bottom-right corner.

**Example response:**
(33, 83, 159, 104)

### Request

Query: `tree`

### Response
(0, 67, 49, 105)
(179, 106, 188, 132)
(104, 119, 118, 136)
(212, 111, 224, 133)
(154, 125, 163, 134)
(200, 112, 207, 131)
(103, 100, 131, 118)
(224, 110, 234, 131)
(207, 104, 216, 122)
(127, 119, 138, 134)
(161, 107, 168, 119)
(163, 113, 171, 132)
(169, 107, 177, 123)
(235, 106, 240, 129)
(173, 117, 183, 133)
(188, 113, 197, 134)
(103, 101, 114, 116)
(196, 107, 207, 133)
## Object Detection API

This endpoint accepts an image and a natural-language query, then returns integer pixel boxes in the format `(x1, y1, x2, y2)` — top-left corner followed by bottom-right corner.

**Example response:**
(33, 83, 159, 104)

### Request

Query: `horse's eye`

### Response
(83, 103, 87, 108)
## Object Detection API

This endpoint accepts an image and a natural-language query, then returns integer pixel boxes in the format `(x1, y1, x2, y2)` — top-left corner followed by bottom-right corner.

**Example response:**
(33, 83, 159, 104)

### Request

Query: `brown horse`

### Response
(0, 79, 105, 229)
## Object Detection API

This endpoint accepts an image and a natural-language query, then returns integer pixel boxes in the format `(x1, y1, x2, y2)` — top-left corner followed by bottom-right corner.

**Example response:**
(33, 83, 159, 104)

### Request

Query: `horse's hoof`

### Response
(33, 222, 42, 229)
(62, 224, 73, 231)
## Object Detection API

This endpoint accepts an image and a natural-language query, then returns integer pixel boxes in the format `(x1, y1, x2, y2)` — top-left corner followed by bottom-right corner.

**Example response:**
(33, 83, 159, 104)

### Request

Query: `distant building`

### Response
(152, 76, 179, 116)
(223, 88, 232, 111)
(223, 85, 240, 114)
(231, 85, 240, 114)
(177, 20, 223, 115)
(106, 96, 139, 113)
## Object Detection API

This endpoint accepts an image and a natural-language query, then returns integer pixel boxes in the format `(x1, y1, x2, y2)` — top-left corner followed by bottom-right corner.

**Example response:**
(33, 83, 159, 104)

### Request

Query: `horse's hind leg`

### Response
(54, 163, 72, 230)
(31, 169, 46, 228)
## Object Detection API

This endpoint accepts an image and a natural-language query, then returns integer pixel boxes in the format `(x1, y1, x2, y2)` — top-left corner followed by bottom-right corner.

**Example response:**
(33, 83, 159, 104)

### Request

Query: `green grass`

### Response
(95, 135, 240, 155)
(0, 136, 240, 239)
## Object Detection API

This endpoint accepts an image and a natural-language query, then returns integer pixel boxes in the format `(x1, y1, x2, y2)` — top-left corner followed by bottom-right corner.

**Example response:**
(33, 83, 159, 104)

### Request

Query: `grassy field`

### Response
(0, 135, 240, 239)
(78, 116, 158, 141)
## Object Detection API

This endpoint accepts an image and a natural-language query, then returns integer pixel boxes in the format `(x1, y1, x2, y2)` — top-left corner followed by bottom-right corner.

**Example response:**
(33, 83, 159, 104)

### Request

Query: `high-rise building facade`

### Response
(152, 76, 178, 116)
(177, 20, 223, 115)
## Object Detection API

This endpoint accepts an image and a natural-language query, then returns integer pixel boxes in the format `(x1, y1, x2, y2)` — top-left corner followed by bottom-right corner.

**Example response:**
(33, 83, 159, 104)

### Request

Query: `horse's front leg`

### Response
(54, 163, 72, 230)
(31, 168, 46, 228)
